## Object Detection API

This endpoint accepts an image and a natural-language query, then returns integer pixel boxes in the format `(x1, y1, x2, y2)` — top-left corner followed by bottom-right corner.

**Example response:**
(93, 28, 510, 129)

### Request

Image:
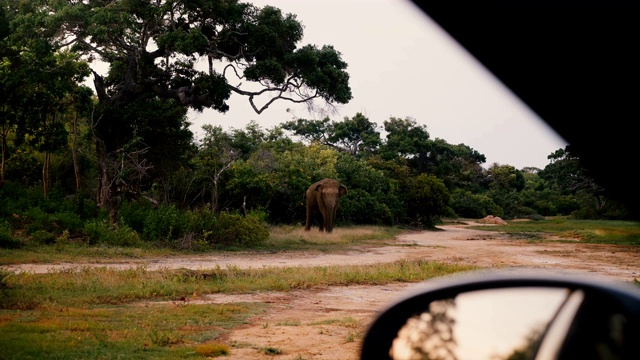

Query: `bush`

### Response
(531, 200, 556, 216)
(555, 196, 580, 216)
(0, 222, 21, 249)
(204, 212, 269, 248)
(142, 205, 188, 241)
(23, 207, 57, 234)
(83, 220, 142, 247)
(338, 189, 393, 225)
(30, 230, 57, 245)
(406, 174, 451, 227)
(119, 200, 155, 234)
(23, 208, 84, 236)
(186, 207, 219, 234)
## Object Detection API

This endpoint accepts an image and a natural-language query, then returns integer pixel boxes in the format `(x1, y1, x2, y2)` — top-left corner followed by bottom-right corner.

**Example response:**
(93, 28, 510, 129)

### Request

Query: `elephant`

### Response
(304, 178, 347, 233)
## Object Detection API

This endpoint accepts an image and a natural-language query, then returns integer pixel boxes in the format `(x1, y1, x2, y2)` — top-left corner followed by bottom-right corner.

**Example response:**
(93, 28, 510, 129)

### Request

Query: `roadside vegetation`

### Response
(0, 258, 475, 359)
(0, 225, 407, 265)
(469, 218, 640, 245)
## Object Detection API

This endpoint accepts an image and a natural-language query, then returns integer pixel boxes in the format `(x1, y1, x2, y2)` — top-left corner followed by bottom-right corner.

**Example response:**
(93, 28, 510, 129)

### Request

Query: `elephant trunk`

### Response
(324, 204, 336, 233)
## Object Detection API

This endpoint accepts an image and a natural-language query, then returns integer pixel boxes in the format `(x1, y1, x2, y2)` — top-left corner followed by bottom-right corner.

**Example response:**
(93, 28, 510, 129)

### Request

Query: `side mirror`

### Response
(361, 271, 640, 360)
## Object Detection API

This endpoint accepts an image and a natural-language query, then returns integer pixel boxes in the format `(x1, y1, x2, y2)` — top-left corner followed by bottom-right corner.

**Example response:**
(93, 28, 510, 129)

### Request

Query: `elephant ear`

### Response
(339, 185, 347, 197)
(314, 184, 323, 192)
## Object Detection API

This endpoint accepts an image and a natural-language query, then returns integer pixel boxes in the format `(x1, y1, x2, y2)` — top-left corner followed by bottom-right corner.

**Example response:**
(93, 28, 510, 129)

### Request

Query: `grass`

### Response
(276, 319, 301, 326)
(0, 259, 476, 358)
(0, 302, 261, 359)
(0, 260, 476, 309)
(263, 225, 407, 251)
(0, 225, 408, 265)
(0, 243, 180, 266)
(309, 317, 360, 328)
(466, 218, 640, 245)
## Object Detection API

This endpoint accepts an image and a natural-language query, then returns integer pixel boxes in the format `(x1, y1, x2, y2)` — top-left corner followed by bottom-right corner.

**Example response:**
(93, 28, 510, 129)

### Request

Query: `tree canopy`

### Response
(48, 0, 352, 114)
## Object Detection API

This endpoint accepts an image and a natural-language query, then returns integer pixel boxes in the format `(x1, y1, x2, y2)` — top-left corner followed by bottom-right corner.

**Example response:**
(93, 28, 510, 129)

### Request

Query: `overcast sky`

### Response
(187, 0, 568, 170)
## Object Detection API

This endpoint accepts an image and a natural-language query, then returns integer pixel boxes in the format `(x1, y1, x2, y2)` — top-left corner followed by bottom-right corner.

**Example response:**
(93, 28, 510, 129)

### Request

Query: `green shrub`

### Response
(30, 230, 57, 245)
(143, 205, 187, 241)
(406, 174, 451, 227)
(68, 193, 100, 220)
(83, 220, 142, 246)
(23, 207, 56, 234)
(450, 189, 503, 219)
(54, 211, 84, 233)
(0, 222, 21, 249)
(23, 208, 83, 235)
(555, 196, 580, 216)
(119, 200, 155, 233)
(531, 200, 556, 216)
(338, 189, 393, 225)
(186, 207, 218, 234)
(205, 212, 269, 248)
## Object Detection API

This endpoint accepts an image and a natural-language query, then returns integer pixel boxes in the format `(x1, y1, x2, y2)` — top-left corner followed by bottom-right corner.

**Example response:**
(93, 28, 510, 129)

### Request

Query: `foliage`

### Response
(204, 212, 269, 248)
(83, 220, 142, 247)
(283, 112, 381, 157)
(335, 153, 397, 225)
(468, 219, 640, 245)
(450, 189, 502, 219)
(406, 174, 452, 227)
(0, 221, 20, 249)
(142, 205, 187, 241)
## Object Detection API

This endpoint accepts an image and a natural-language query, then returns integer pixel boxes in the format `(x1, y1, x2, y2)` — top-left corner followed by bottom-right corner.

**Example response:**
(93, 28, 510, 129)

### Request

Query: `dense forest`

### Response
(0, 1, 630, 250)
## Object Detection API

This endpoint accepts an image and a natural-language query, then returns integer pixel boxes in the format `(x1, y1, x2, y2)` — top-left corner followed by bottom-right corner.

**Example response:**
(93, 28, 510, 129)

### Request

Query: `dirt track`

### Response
(4, 222, 640, 359)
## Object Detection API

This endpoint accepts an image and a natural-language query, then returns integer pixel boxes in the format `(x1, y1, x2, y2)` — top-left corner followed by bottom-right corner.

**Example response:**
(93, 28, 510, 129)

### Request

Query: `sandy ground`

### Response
(4, 222, 640, 359)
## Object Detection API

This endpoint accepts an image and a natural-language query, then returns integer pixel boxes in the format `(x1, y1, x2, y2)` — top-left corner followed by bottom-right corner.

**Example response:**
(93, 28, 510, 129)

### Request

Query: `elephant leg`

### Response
(305, 208, 312, 231)
(318, 210, 326, 232)
(327, 206, 338, 233)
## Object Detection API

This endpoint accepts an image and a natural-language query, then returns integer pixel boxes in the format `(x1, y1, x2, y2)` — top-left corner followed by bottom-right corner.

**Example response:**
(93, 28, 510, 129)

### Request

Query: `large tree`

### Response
(539, 146, 612, 215)
(39, 0, 352, 223)
(282, 112, 381, 157)
(0, 2, 91, 193)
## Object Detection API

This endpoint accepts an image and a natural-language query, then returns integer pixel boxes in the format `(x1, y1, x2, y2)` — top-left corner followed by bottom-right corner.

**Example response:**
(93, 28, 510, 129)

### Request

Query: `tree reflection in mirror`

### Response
(389, 287, 570, 360)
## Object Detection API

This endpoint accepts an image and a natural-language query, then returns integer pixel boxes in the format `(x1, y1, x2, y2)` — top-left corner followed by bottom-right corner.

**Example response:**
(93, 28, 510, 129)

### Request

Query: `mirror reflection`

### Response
(390, 287, 570, 360)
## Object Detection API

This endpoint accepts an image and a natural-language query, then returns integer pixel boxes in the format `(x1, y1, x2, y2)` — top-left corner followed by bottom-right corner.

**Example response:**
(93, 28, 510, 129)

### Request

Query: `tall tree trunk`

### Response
(42, 151, 50, 198)
(72, 111, 80, 192)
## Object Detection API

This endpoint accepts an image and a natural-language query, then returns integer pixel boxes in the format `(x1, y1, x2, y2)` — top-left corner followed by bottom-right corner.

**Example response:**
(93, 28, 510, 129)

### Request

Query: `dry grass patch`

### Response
(309, 317, 360, 328)
(266, 225, 406, 250)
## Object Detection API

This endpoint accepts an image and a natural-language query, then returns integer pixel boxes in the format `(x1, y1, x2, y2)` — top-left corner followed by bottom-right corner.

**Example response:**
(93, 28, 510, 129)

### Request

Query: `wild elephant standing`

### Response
(305, 178, 347, 233)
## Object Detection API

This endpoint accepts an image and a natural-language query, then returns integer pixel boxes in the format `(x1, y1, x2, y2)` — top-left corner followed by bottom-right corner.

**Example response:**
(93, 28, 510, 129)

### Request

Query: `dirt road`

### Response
(4, 222, 640, 359)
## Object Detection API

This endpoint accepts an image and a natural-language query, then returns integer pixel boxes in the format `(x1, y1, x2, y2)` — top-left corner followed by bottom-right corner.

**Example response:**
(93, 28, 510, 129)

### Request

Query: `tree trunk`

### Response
(96, 138, 117, 224)
(72, 111, 80, 192)
(242, 196, 247, 217)
(160, 176, 171, 205)
(211, 176, 218, 213)
(595, 194, 602, 210)
(42, 151, 50, 198)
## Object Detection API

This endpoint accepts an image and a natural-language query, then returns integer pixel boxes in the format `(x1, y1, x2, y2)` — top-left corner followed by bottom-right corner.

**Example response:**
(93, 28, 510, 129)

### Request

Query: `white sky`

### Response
(187, 0, 567, 170)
